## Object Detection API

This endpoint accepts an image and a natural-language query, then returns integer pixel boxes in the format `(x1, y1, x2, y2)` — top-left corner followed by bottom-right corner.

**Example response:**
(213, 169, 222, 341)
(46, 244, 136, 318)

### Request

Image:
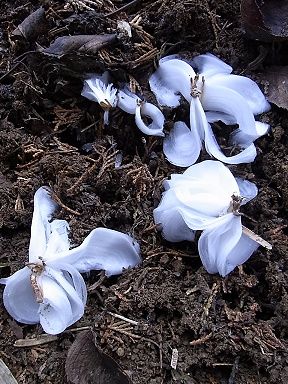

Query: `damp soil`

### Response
(0, 1, 288, 383)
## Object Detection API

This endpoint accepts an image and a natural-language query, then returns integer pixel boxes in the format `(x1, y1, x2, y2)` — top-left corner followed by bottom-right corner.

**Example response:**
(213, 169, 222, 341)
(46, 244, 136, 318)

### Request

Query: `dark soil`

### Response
(1, 1, 288, 383)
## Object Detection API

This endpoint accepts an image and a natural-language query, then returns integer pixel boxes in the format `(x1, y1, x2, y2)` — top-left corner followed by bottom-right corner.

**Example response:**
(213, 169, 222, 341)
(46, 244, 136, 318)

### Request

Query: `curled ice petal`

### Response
(1, 267, 40, 324)
(191, 53, 233, 77)
(190, 95, 257, 165)
(184, 157, 238, 190)
(206, 111, 236, 125)
(51, 262, 87, 304)
(208, 73, 271, 115)
(149, 57, 195, 106)
(135, 102, 165, 137)
(0, 262, 87, 334)
(198, 215, 259, 277)
(45, 219, 70, 258)
(204, 122, 257, 164)
(230, 121, 270, 147)
(154, 208, 195, 242)
(39, 275, 74, 334)
(163, 121, 201, 167)
(51, 228, 141, 276)
(117, 88, 138, 114)
(29, 187, 58, 263)
(153, 189, 195, 242)
(235, 178, 258, 205)
(1, 186, 142, 335)
(45, 265, 86, 324)
(117, 87, 164, 137)
(202, 85, 257, 136)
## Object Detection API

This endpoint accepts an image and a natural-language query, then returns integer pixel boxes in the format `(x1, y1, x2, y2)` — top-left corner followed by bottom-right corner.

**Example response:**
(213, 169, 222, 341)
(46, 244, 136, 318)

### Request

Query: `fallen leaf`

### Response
(12, 7, 47, 41)
(241, 0, 288, 41)
(259, 66, 288, 109)
(65, 330, 132, 384)
(7, 319, 23, 340)
(43, 34, 117, 57)
(0, 359, 18, 384)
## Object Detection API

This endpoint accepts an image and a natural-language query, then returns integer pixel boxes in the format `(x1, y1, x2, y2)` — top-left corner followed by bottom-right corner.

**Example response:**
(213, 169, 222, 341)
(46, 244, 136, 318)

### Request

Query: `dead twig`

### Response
(14, 335, 58, 347)
(51, 192, 81, 216)
(242, 225, 272, 250)
(104, 0, 141, 17)
(107, 312, 139, 326)
(190, 332, 213, 346)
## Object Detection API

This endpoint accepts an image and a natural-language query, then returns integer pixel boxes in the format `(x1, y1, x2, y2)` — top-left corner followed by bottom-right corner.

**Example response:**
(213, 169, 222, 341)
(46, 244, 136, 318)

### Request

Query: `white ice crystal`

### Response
(0, 187, 141, 334)
(117, 86, 165, 137)
(81, 72, 118, 124)
(149, 53, 270, 166)
(154, 160, 261, 276)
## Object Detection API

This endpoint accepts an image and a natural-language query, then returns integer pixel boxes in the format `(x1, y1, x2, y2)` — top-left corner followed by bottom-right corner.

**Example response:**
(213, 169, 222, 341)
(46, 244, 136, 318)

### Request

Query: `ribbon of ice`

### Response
(117, 86, 165, 137)
(81, 73, 165, 137)
(149, 54, 270, 167)
(154, 160, 271, 276)
(0, 187, 141, 335)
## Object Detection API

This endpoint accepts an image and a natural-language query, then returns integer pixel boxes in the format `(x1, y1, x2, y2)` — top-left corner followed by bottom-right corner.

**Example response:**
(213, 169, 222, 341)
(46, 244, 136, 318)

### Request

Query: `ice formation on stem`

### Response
(0, 187, 141, 334)
(81, 71, 118, 124)
(82, 73, 165, 137)
(154, 160, 271, 276)
(117, 86, 165, 137)
(149, 54, 270, 167)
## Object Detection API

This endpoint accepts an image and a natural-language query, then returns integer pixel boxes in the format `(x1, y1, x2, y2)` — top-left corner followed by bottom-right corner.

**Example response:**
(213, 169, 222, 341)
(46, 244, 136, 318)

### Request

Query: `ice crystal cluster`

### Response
(0, 187, 141, 334)
(154, 160, 261, 277)
(0, 53, 271, 334)
(81, 53, 270, 276)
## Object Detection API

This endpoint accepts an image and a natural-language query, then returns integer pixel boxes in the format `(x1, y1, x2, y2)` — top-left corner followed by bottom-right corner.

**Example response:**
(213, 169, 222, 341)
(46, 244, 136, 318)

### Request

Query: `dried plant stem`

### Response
(107, 311, 138, 326)
(242, 225, 272, 250)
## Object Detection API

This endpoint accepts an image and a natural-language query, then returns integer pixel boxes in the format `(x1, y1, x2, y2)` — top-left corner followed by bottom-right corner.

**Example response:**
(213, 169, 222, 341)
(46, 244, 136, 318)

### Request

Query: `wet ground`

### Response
(0, 1, 288, 383)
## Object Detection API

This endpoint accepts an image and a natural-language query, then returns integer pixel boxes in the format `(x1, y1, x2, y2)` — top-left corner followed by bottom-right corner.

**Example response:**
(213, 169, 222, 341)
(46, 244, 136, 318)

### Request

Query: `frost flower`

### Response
(149, 54, 270, 167)
(82, 71, 117, 124)
(154, 160, 269, 276)
(0, 187, 141, 334)
(117, 86, 165, 137)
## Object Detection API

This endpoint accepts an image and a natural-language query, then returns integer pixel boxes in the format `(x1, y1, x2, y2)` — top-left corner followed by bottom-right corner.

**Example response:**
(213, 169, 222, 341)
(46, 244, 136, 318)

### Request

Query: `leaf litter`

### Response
(0, 0, 288, 384)
(65, 330, 132, 384)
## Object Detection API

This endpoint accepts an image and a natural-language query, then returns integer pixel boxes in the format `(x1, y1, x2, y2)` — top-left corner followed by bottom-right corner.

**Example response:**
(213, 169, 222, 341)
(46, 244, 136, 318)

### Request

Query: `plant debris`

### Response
(11, 6, 47, 41)
(259, 66, 288, 109)
(43, 34, 118, 57)
(241, 0, 288, 41)
(0, 0, 287, 383)
(65, 330, 132, 384)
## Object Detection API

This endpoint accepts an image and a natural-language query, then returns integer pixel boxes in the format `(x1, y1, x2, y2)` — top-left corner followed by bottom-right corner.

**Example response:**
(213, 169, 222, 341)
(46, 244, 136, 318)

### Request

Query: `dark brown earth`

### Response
(0, 1, 288, 383)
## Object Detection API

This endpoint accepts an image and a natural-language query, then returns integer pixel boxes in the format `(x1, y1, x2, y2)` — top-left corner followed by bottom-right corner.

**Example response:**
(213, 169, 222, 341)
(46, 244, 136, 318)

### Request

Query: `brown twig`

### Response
(104, 0, 141, 17)
(190, 332, 213, 346)
(51, 192, 81, 216)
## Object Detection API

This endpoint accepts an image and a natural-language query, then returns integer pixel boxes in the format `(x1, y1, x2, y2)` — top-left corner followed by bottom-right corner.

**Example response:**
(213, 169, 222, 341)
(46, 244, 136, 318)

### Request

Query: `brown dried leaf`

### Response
(260, 66, 288, 109)
(65, 330, 132, 384)
(241, 0, 288, 41)
(0, 359, 18, 384)
(11, 7, 47, 41)
(43, 34, 117, 57)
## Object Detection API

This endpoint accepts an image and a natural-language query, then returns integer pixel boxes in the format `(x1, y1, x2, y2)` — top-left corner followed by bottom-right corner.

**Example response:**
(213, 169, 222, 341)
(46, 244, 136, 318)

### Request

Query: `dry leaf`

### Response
(241, 0, 288, 41)
(0, 359, 18, 384)
(12, 7, 47, 41)
(259, 66, 288, 110)
(65, 330, 132, 384)
(43, 34, 117, 57)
